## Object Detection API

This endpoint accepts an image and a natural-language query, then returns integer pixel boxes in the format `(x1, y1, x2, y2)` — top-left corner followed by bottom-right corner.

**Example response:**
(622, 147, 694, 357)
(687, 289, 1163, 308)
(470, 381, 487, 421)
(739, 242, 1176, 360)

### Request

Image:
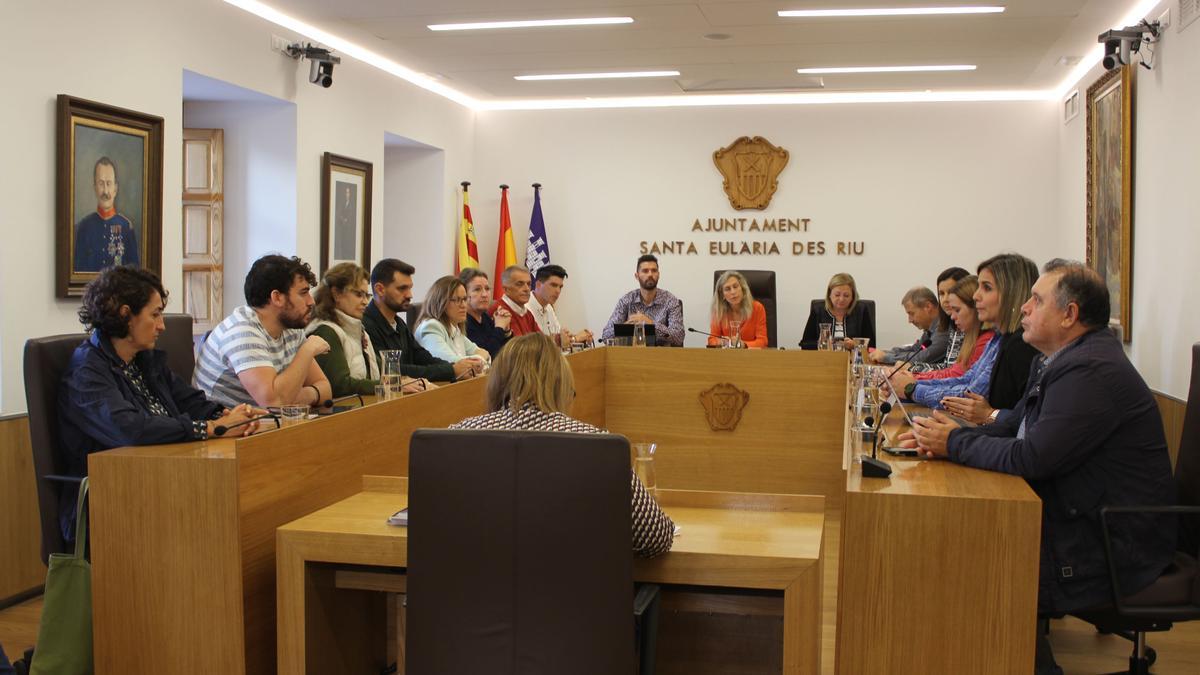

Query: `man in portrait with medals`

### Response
(74, 156, 140, 272)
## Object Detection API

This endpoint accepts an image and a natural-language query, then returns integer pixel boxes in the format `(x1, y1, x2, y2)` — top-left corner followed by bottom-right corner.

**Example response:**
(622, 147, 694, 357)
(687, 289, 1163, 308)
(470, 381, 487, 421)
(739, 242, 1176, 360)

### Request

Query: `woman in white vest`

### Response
(415, 276, 491, 369)
(306, 263, 381, 397)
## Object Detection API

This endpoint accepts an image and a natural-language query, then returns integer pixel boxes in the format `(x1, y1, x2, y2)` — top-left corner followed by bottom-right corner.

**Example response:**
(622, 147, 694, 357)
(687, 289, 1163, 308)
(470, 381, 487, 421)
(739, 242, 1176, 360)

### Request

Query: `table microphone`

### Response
(686, 327, 721, 340)
(321, 393, 365, 409)
(858, 402, 893, 478)
(213, 413, 279, 437)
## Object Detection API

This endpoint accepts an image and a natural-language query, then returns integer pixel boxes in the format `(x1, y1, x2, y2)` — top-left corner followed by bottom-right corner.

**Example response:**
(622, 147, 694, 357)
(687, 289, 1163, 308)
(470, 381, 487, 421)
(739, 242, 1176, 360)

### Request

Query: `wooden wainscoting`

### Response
(0, 415, 43, 603)
(1154, 391, 1188, 469)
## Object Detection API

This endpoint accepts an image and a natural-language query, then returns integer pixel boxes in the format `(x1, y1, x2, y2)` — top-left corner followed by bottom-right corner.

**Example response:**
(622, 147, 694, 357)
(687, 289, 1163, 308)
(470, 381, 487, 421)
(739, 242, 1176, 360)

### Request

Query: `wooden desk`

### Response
(276, 476, 826, 675)
(87, 348, 852, 675)
(835, 414, 1042, 674)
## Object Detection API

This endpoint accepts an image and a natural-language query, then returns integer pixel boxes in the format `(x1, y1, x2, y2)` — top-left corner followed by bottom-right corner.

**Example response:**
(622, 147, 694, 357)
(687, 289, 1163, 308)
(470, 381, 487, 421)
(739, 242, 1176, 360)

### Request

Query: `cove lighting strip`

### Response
(779, 6, 1005, 18)
(479, 89, 1050, 111)
(797, 65, 976, 74)
(224, 0, 1162, 111)
(223, 0, 479, 108)
(428, 17, 633, 31)
(515, 70, 680, 81)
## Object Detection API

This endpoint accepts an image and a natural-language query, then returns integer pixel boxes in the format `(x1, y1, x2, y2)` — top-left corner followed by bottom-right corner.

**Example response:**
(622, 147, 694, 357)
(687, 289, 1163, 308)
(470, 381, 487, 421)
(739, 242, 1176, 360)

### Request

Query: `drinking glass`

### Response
(851, 426, 876, 458)
(280, 404, 308, 427)
(379, 349, 404, 401)
(728, 320, 743, 349)
(632, 322, 647, 347)
(633, 443, 657, 497)
(818, 324, 833, 351)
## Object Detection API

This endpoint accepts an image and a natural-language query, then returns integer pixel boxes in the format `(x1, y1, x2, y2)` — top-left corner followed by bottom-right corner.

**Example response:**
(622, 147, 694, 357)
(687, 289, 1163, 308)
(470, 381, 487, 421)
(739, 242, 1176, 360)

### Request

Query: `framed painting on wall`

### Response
(56, 95, 164, 298)
(320, 152, 372, 275)
(1085, 66, 1134, 343)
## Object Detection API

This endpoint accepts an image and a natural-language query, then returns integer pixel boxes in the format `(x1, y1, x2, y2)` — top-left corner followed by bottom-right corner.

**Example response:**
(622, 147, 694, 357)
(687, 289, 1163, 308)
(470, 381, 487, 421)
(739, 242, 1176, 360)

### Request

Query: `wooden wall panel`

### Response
(0, 416, 43, 602)
(604, 348, 849, 507)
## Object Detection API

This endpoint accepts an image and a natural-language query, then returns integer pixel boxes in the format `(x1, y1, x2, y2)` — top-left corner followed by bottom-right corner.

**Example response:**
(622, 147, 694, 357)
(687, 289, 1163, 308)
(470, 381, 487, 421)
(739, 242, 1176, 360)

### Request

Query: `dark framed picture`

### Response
(56, 95, 164, 298)
(320, 153, 373, 275)
(1085, 66, 1134, 343)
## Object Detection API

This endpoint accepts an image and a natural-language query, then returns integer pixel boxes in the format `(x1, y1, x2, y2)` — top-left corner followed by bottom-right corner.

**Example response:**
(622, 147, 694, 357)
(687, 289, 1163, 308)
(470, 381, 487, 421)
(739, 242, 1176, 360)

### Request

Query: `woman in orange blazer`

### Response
(708, 271, 769, 349)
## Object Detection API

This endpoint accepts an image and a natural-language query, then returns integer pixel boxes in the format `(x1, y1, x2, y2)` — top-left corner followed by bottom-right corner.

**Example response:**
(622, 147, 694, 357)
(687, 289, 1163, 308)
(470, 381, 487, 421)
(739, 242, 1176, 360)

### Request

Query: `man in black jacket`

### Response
(362, 258, 480, 383)
(904, 259, 1175, 672)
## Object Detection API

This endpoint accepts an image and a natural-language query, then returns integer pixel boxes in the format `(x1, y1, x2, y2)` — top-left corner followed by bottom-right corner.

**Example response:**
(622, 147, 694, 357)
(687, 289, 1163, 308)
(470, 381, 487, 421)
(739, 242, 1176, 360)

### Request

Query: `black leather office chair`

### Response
(23, 333, 89, 564)
(714, 270, 776, 347)
(161, 313, 197, 382)
(1071, 341, 1200, 674)
(405, 302, 423, 330)
(406, 429, 657, 675)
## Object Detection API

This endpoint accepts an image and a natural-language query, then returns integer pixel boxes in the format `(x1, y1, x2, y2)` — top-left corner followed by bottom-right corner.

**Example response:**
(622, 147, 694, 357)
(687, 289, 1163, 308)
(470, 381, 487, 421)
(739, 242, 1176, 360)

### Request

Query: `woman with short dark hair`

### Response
(59, 266, 262, 535)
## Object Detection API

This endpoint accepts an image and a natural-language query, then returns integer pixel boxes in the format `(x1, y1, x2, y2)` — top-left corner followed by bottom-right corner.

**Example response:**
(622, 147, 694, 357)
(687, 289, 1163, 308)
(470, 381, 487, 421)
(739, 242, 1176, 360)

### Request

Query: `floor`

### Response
(2, 568, 1199, 673)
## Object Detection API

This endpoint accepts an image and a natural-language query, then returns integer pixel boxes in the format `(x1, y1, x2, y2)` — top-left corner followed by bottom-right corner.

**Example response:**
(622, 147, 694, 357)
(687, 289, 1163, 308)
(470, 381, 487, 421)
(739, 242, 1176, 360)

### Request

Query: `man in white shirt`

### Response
(527, 264, 592, 346)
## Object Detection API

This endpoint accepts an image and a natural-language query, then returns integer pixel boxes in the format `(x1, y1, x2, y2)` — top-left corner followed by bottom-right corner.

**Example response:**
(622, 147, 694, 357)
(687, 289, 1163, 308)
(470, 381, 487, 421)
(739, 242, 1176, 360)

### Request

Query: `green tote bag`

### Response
(30, 477, 93, 675)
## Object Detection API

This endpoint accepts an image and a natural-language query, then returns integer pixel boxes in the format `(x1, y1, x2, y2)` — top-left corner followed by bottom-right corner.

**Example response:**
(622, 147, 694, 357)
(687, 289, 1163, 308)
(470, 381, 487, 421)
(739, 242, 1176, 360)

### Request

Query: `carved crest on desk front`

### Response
(713, 136, 789, 210)
(699, 383, 750, 431)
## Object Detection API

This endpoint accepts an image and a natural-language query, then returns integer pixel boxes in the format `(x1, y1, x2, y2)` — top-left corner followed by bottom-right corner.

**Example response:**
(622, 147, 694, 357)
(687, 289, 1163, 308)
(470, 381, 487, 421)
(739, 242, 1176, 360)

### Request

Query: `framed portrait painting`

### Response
(1085, 66, 1134, 343)
(320, 153, 373, 275)
(56, 95, 164, 297)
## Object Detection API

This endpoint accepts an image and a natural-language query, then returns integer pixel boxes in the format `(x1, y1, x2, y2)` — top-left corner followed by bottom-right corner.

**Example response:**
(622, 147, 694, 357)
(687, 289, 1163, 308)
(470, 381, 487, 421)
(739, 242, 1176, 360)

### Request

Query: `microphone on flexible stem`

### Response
(213, 413, 279, 437)
(859, 401, 894, 478)
(688, 327, 731, 348)
(321, 393, 365, 409)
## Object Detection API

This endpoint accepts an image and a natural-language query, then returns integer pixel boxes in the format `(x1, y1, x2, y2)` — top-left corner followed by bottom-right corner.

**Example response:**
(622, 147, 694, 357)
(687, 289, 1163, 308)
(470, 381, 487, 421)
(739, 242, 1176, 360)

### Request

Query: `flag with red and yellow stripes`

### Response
(492, 184, 517, 300)
(456, 181, 480, 273)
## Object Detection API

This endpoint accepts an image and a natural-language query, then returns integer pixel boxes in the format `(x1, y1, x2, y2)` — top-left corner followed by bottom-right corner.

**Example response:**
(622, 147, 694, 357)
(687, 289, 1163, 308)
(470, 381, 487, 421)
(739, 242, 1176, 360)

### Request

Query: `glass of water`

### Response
(633, 442, 657, 497)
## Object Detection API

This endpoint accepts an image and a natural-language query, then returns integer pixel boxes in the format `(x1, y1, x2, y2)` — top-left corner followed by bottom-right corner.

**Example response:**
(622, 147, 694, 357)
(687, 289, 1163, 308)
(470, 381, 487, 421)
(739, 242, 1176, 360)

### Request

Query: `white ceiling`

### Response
(261, 0, 1138, 101)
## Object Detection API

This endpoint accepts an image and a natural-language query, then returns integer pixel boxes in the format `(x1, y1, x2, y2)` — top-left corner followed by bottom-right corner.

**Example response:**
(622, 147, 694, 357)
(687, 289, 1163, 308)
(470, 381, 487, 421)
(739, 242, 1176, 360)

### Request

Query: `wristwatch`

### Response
(984, 409, 1000, 425)
(903, 382, 917, 399)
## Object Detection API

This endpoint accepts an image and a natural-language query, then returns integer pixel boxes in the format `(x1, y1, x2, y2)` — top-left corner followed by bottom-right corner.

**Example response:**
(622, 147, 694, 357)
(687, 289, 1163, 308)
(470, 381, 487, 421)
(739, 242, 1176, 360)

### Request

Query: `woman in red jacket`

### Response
(708, 271, 768, 349)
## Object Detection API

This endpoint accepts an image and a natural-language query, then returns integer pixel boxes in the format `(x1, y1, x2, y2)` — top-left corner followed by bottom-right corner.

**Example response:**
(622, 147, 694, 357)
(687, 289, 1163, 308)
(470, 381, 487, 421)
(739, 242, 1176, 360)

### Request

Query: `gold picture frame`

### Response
(1085, 66, 1134, 343)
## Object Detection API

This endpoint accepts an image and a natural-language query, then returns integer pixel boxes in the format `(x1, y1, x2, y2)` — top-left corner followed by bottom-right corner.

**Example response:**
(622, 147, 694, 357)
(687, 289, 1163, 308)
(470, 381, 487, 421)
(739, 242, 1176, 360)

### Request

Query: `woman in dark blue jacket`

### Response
(58, 266, 262, 537)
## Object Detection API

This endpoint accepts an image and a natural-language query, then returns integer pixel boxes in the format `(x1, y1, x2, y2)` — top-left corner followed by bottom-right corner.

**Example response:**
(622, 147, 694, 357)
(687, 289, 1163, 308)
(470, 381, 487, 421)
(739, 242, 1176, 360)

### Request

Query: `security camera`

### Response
(286, 43, 342, 88)
(1097, 21, 1161, 71)
(309, 59, 335, 88)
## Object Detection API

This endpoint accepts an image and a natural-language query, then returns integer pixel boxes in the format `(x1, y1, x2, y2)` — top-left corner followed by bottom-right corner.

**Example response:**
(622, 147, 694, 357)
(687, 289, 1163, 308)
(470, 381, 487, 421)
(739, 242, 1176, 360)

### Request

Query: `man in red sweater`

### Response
(492, 265, 540, 336)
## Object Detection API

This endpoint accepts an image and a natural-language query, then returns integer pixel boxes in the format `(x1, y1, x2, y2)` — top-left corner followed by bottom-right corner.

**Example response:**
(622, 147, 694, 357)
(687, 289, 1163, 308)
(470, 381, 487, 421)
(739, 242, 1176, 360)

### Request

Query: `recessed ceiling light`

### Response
(515, 70, 681, 81)
(779, 6, 1005, 18)
(428, 17, 633, 31)
(796, 65, 976, 74)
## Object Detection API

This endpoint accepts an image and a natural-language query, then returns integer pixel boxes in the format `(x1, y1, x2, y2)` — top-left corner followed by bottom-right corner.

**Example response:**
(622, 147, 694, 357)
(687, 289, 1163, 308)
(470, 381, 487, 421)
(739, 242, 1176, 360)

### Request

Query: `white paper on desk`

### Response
(387, 507, 408, 526)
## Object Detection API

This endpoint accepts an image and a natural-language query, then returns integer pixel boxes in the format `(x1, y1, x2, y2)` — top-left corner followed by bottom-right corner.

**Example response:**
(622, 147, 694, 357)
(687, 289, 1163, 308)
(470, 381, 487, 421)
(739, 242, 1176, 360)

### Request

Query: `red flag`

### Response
(493, 185, 517, 300)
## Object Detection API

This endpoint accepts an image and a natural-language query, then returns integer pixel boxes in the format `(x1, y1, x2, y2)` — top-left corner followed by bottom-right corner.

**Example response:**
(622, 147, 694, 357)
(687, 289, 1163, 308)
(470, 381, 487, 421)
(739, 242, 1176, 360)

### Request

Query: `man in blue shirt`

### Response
(74, 157, 140, 272)
(600, 254, 685, 346)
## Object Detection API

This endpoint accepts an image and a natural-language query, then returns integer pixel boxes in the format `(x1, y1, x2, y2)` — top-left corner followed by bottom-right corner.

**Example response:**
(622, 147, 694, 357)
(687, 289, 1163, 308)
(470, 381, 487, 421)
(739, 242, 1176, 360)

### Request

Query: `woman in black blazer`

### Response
(800, 273, 876, 350)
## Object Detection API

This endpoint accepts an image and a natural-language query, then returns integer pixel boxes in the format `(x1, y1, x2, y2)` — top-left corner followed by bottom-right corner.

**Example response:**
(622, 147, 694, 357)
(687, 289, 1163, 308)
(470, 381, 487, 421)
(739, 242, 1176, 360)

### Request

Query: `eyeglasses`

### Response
(450, 296, 469, 304)
(349, 290, 369, 299)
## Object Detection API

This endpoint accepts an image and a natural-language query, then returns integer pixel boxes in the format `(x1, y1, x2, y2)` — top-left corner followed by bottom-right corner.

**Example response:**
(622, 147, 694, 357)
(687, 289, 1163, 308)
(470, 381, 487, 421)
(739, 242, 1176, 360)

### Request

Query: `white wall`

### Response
(1058, 1, 1200, 399)
(472, 102, 1062, 351)
(1, 0, 475, 414)
(183, 97, 299, 315)
(384, 137, 448, 297)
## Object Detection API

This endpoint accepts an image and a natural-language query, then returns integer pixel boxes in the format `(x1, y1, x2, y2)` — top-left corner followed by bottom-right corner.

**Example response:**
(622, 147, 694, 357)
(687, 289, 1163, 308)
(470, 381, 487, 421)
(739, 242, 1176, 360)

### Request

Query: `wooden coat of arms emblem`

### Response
(698, 383, 750, 432)
(712, 136, 789, 210)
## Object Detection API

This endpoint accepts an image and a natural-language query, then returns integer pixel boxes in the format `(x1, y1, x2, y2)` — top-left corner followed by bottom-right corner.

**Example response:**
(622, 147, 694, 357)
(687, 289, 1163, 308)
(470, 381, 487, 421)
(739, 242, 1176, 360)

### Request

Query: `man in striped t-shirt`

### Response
(195, 255, 332, 408)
